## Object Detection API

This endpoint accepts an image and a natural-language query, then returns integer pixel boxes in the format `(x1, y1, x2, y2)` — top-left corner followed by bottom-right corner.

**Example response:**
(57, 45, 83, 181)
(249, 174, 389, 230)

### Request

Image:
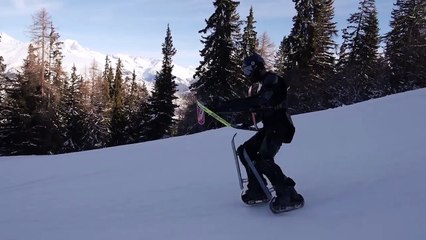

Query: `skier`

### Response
(213, 53, 304, 212)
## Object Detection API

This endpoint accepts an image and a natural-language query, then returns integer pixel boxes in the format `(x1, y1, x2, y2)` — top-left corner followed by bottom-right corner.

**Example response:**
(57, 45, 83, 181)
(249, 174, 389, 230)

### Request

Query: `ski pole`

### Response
(196, 101, 233, 127)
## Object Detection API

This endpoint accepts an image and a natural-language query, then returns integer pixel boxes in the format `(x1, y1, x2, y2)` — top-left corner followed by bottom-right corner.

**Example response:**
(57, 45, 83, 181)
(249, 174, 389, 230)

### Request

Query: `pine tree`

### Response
(131, 80, 150, 143)
(109, 58, 127, 146)
(385, 0, 426, 92)
(337, 0, 381, 104)
(16, 9, 65, 154)
(45, 24, 67, 153)
(274, 36, 292, 76)
(88, 60, 111, 148)
(287, 0, 316, 72)
(124, 71, 139, 143)
(0, 72, 25, 155)
(237, 6, 259, 91)
(102, 56, 115, 100)
(176, 92, 199, 136)
(286, 0, 316, 114)
(48, 23, 66, 96)
(241, 6, 258, 58)
(1, 44, 58, 154)
(1, 9, 66, 154)
(124, 70, 149, 143)
(0, 39, 10, 154)
(19, 44, 49, 154)
(311, 0, 338, 109)
(190, 0, 244, 122)
(60, 65, 89, 152)
(145, 25, 178, 140)
(286, 0, 338, 113)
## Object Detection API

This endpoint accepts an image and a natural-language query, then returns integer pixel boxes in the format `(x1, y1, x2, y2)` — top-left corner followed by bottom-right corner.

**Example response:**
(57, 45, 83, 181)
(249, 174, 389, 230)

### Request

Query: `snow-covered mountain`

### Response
(1, 88, 425, 240)
(0, 32, 195, 92)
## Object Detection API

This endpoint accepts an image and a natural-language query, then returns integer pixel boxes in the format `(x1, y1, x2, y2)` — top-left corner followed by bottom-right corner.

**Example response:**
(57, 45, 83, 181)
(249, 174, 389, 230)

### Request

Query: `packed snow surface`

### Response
(1, 89, 426, 240)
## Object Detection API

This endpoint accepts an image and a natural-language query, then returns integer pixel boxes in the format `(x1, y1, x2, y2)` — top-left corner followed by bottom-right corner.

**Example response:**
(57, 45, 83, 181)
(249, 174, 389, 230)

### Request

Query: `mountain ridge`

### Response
(0, 32, 195, 92)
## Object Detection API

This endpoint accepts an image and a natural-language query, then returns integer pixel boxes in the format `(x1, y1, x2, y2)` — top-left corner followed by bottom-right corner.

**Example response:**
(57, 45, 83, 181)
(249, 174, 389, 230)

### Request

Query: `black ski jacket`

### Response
(218, 72, 287, 119)
(216, 71, 294, 143)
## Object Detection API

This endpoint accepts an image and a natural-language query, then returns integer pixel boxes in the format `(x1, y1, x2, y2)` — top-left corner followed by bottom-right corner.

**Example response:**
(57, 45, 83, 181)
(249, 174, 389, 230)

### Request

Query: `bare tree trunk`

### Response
(28, 8, 52, 95)
(257, 32, 276, 70)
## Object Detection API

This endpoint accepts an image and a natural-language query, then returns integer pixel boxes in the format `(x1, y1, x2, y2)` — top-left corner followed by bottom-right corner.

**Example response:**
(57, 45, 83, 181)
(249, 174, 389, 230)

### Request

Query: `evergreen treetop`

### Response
(337, 0, 381, 103)
(191, 0, 244, 107)
(145, 24, 178, 140)
(385, 0, 426, 91)
(241, 6, 258, 58)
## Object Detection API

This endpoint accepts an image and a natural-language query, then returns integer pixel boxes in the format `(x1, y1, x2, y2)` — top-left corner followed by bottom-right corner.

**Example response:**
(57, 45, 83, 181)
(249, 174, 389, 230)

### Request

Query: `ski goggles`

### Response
(243, 64, 254, 77)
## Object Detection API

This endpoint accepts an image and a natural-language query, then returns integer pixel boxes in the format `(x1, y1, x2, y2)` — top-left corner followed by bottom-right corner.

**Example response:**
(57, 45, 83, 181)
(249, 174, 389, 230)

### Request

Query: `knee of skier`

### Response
(237, 145, 245, 156)
(237, 145, 245, 159)
(256, 158, 274, 172)
(239, 144, 255, 159)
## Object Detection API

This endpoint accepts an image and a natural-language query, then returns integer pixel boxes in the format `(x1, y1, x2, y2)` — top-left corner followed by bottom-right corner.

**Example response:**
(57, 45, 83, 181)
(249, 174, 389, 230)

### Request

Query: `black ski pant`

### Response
(239, 128, 288, 192)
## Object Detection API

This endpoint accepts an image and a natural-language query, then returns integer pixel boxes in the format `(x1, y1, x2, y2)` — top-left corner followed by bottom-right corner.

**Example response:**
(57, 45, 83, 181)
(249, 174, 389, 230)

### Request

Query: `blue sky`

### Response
(1, 0, 395, 67)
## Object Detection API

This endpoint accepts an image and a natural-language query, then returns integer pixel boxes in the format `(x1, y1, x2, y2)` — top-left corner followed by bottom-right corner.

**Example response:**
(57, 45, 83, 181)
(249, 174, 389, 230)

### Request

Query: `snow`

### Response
(0, 32, 195, 92)
(1, 88, 426, 240)
(0, 33, 29, 71)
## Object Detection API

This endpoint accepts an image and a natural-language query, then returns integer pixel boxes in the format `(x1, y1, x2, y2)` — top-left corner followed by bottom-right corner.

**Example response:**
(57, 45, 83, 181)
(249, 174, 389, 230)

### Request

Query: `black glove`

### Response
(210, 101, 227, 112)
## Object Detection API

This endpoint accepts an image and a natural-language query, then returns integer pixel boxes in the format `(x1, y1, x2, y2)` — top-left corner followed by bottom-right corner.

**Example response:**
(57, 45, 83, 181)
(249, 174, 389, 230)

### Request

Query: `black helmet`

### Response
(242, 53, 265, 78)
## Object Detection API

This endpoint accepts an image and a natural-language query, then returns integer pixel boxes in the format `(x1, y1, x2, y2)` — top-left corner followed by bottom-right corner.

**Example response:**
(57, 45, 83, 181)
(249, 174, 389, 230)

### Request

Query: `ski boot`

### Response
(238, 145, 270, 205)
(269, 178, 304, 213)
(241, 187, 269, 205)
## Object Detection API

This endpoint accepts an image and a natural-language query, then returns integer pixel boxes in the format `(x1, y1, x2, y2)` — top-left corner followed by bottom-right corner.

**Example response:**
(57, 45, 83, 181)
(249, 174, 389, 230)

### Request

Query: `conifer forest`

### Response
(1, 0, 425, 155)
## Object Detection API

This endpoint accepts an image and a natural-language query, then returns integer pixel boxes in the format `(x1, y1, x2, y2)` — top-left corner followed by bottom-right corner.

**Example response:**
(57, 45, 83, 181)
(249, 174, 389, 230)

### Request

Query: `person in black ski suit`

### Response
(214, 53, 304, 210)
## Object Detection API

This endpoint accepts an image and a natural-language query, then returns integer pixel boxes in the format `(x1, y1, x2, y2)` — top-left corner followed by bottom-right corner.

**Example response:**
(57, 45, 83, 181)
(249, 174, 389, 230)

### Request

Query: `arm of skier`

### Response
(215, 74, 278, 113)
(214, 95, 262, 113)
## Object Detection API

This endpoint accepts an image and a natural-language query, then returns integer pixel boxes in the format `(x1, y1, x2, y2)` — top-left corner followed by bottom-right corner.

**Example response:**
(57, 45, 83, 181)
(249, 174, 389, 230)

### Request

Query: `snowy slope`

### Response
(0, 32, 195, 92)
(1, 89, 426, 240)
